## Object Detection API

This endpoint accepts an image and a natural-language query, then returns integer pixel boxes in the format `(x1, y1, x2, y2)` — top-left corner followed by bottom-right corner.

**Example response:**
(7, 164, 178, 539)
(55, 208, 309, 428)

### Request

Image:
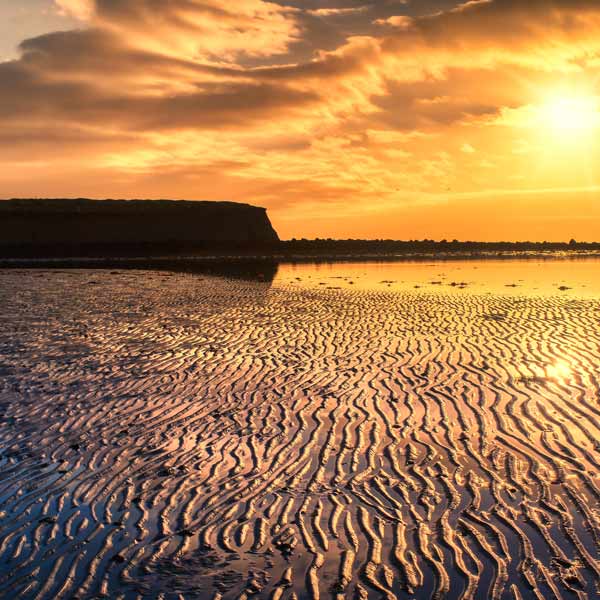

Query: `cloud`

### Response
(374, 16, 413, 29)
(54, 0, 95, 20)
(308, 7, 370, 17)
(380, 0, 600, 71)
(10, 1, 600, 135)
(3, 0, 600, 238)
(0, 54, 319, 132)
(93, 0, 301, 60)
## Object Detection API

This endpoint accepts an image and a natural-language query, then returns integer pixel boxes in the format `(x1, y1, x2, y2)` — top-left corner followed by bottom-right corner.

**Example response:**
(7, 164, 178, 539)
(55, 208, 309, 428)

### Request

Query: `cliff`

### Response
(0, 199, 279, 256)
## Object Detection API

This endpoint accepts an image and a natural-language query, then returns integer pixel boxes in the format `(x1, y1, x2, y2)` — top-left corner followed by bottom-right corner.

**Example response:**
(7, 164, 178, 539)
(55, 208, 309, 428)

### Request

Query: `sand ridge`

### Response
(0, 269, 599, 599)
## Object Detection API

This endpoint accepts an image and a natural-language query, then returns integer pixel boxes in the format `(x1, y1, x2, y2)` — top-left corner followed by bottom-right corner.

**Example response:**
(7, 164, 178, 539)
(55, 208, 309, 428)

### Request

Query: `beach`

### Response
(1, 264, 599, 599)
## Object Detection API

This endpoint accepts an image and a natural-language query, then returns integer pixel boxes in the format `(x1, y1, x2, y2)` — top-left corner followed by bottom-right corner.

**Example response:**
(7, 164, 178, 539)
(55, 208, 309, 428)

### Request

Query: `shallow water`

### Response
(0, 265, 599, 599)
(275, 257, 600, 296)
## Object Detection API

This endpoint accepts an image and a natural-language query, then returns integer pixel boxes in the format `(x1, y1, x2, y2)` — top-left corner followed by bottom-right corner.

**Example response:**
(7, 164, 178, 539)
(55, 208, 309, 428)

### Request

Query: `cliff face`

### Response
(0, 199, 279, 254)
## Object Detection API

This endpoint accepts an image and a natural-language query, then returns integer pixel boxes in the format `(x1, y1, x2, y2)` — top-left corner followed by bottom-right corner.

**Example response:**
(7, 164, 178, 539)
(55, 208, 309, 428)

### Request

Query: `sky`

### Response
(1, 0, 600, 240)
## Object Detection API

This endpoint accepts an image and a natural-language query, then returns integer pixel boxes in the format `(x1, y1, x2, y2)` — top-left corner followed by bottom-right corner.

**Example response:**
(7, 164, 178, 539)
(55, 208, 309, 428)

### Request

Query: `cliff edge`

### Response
(0, 199, 279, 256)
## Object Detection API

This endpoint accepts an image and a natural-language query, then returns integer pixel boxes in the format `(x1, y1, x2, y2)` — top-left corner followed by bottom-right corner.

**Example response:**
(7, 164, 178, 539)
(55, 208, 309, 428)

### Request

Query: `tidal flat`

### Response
(0, 262, 599, 599)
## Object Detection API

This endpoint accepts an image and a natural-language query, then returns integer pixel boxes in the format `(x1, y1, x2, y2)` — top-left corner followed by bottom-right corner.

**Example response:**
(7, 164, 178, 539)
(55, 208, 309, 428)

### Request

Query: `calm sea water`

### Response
(273, 257, 600, 296)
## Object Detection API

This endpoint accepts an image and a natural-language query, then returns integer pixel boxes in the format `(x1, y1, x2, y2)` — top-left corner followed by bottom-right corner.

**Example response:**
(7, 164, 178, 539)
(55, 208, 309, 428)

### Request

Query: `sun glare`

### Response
(546, 359, 573, 383)
(539, 96, 600, 135)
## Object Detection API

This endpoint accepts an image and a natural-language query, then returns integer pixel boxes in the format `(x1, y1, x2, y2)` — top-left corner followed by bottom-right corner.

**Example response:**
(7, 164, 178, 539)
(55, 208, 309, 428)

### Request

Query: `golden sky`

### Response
(2, 0, 600, 240)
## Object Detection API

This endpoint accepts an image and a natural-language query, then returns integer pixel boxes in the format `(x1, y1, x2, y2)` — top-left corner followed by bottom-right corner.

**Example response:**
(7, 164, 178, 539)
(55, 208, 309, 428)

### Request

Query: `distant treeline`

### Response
(3, 238, 600, 261)
(277, 238, 600, 253)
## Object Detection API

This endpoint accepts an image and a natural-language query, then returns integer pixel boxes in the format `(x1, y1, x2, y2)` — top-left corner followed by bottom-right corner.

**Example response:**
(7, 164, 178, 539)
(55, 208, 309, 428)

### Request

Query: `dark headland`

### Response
(1, 198, 600, 264)
(0, 198, 279, 258)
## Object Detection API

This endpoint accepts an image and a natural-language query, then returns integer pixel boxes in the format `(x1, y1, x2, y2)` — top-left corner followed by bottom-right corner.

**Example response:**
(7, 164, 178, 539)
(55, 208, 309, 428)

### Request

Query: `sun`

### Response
(539, 95, 600, 136)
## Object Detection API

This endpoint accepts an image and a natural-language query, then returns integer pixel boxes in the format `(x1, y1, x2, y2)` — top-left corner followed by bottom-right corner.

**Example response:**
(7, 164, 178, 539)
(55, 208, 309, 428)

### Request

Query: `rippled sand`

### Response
(1, 268, 599, 599)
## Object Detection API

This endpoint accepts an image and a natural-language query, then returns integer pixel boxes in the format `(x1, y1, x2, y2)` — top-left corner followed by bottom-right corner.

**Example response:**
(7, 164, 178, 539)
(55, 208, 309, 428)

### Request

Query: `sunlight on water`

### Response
(275, 258, 600, 297)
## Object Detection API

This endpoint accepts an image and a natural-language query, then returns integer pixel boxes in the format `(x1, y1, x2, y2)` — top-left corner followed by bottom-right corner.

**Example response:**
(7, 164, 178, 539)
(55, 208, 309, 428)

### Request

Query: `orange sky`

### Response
(2, 0, 600, 240)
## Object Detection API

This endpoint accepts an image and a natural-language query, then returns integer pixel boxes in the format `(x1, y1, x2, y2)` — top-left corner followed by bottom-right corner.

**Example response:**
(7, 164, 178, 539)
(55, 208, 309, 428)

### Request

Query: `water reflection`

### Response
(273, 258, 600, 297)
(4, 256, 600, 297)
(1, 258, 280, 283)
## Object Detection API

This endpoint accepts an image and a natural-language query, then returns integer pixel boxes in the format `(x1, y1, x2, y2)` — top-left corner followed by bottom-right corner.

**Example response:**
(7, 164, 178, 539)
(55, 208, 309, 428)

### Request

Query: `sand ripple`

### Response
(0, 269, 599, 599)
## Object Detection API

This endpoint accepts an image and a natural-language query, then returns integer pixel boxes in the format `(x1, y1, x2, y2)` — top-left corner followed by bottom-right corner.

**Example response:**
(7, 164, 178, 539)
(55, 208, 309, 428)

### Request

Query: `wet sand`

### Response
(0, 267, 599, 599)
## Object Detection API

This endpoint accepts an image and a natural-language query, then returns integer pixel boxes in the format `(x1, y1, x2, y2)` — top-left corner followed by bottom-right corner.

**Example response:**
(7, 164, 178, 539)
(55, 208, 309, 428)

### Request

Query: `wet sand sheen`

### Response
(0, 268, 599, 599)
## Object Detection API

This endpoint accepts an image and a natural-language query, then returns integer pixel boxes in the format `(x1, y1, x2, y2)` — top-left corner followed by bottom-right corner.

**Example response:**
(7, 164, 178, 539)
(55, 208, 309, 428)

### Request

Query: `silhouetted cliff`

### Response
(0, 199, 279, 256)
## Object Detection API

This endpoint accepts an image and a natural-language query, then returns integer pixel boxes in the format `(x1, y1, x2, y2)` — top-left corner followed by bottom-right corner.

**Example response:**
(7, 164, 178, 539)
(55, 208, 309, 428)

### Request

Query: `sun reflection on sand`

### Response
(516, 359, 574, 385)
(1, 269, 600, 598)
(545, 359, 573, 383)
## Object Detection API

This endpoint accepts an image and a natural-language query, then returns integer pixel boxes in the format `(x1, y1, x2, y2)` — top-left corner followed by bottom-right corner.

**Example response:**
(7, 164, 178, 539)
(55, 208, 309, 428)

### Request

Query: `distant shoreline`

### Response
(2, 239, 600, 260)
(2, 248, 600, 273)
(2, 200, 598, 261)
